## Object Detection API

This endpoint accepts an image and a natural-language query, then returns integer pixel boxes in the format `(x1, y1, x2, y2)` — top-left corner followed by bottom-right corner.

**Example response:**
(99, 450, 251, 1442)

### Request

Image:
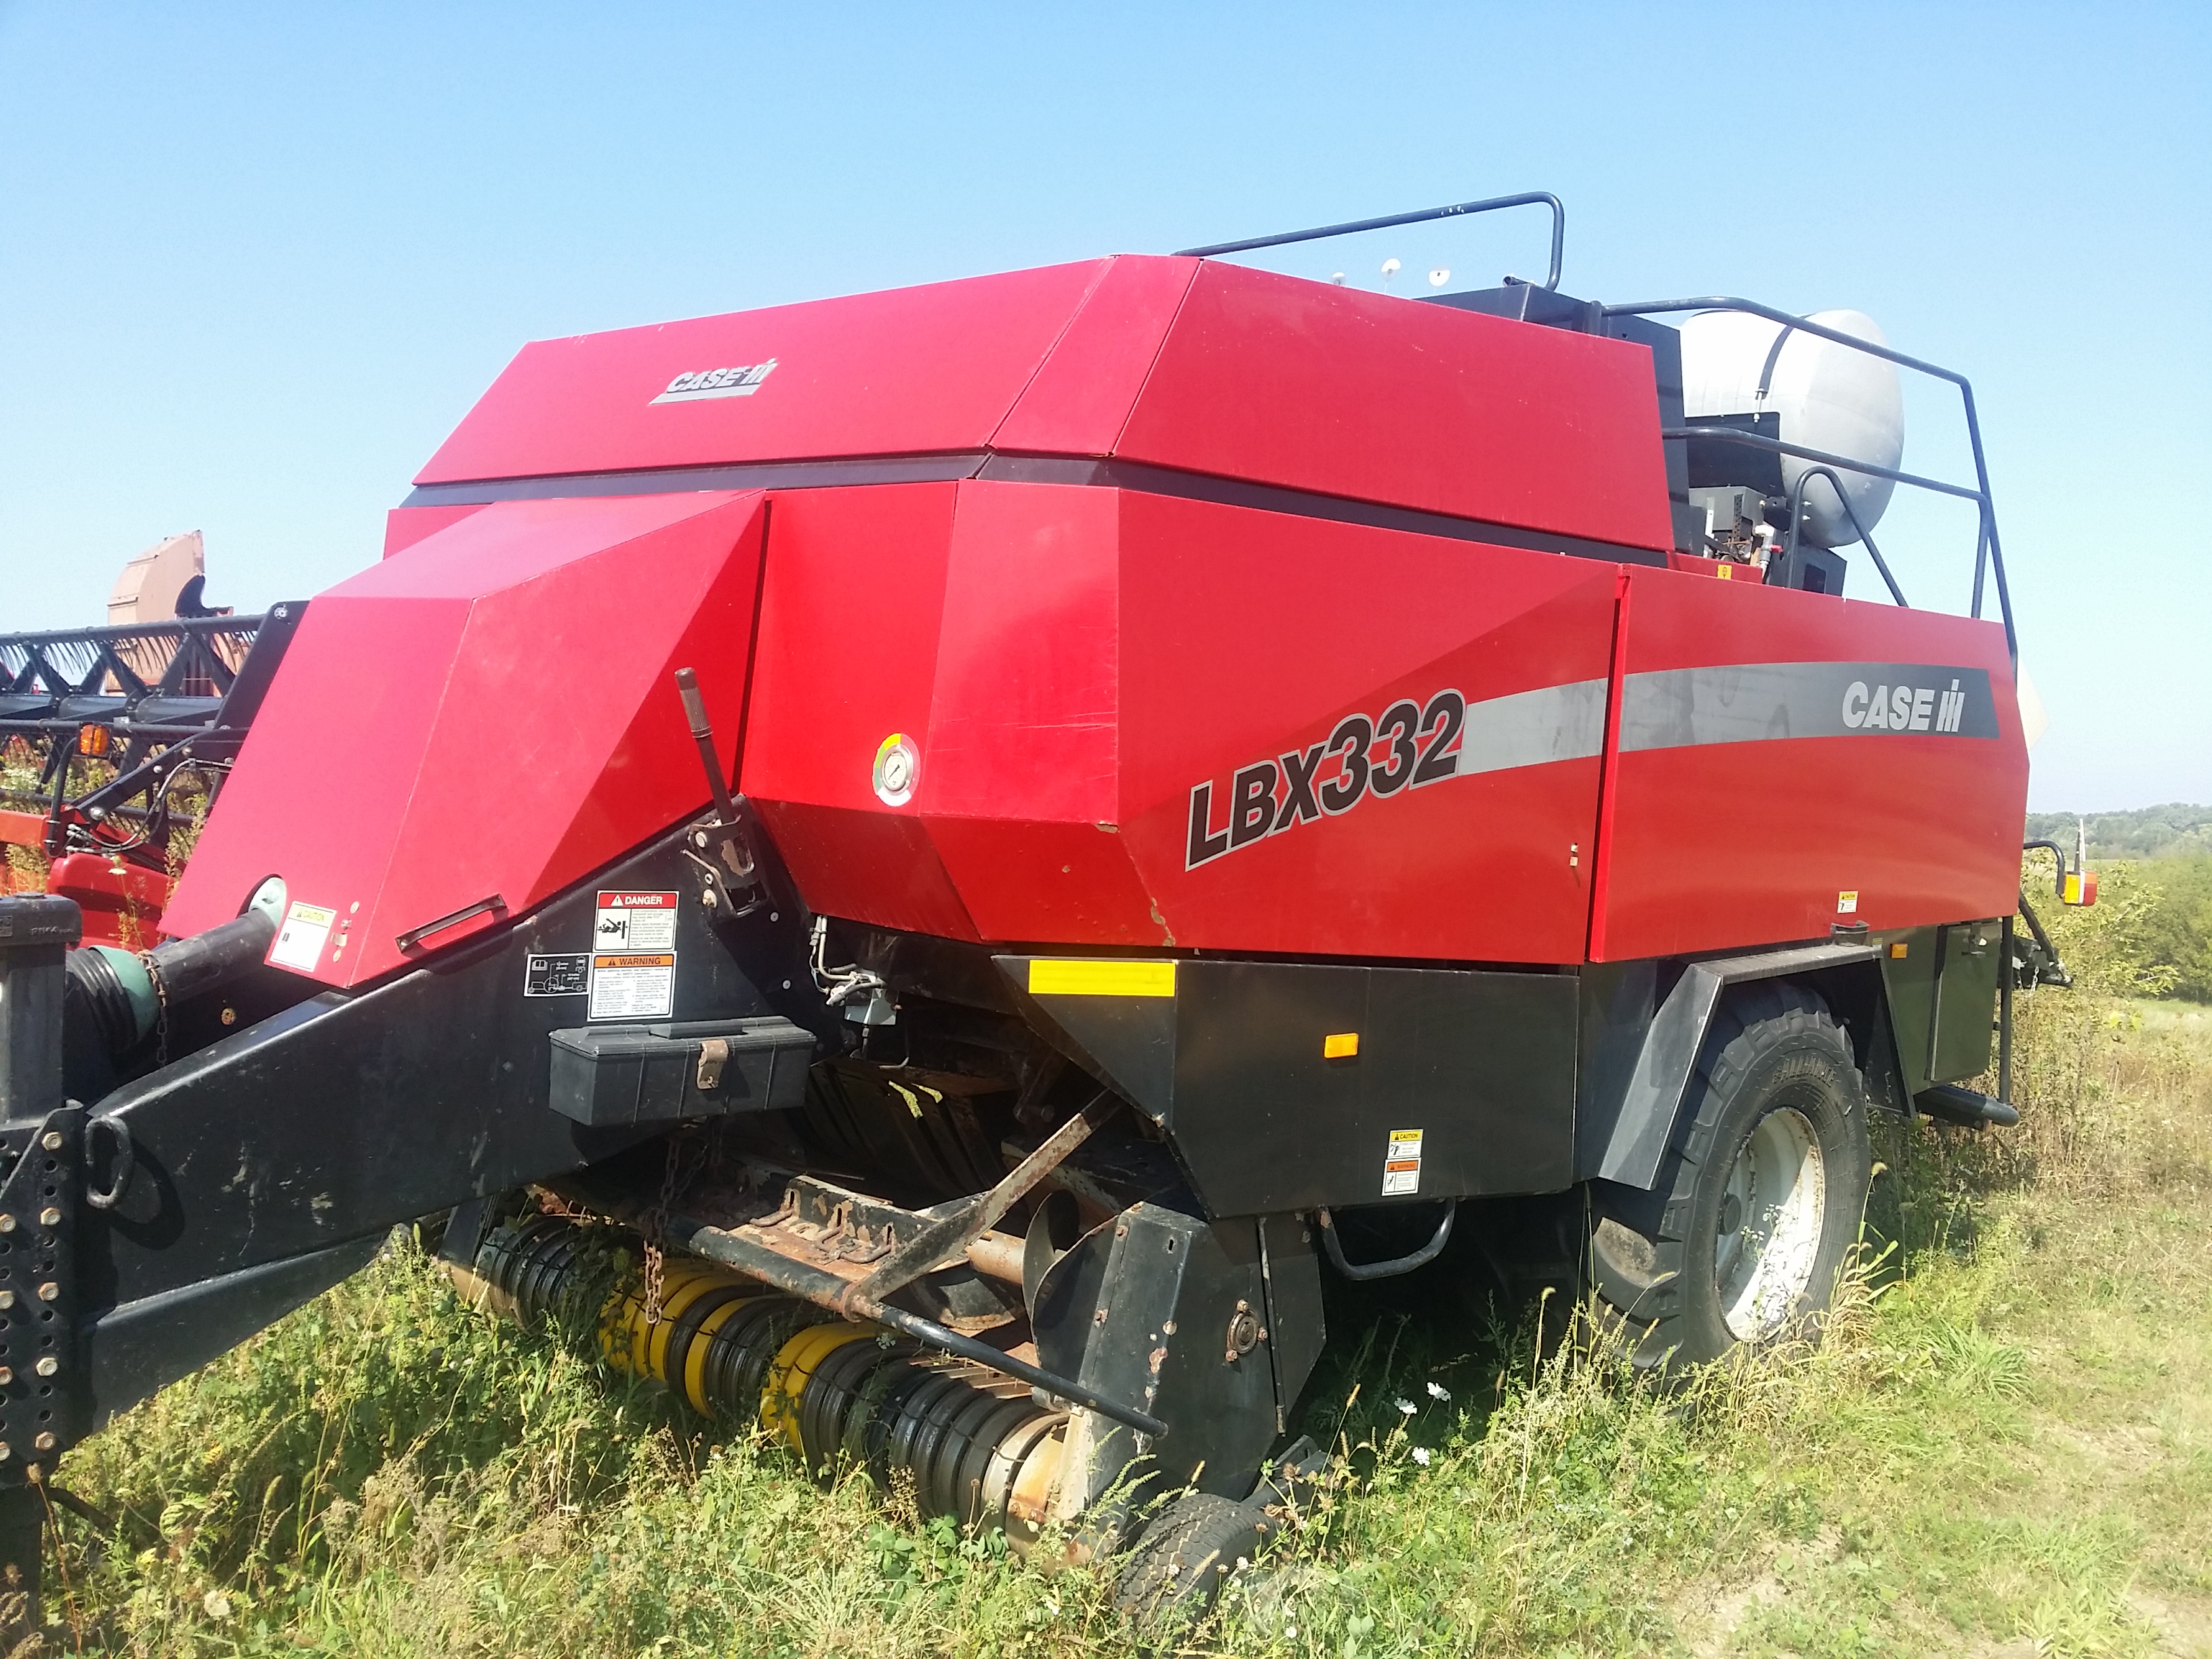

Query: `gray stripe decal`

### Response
(1459, 678, 1609, 773)
(1620, 661, 1998, 752)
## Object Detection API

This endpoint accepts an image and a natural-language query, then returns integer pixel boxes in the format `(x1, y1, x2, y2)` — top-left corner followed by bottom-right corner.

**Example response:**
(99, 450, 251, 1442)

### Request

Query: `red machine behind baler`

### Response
(0, 194, 2083, 1624)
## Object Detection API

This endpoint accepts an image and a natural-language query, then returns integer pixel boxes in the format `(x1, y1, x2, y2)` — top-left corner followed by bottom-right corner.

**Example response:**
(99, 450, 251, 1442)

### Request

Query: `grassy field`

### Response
(30, 902, 2212, 1655)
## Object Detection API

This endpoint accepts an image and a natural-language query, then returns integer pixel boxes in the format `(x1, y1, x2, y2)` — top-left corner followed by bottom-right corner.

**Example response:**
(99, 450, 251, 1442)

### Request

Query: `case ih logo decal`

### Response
(1187, 689, 1467, 869)
(651, 359, 779, 404)
(1842, 678, 1969, 733)
(1618, 661, 1999, 752)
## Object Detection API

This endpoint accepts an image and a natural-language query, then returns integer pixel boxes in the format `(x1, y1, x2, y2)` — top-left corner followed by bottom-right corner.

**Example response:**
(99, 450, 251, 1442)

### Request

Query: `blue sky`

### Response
(2, 2, 2205, 811)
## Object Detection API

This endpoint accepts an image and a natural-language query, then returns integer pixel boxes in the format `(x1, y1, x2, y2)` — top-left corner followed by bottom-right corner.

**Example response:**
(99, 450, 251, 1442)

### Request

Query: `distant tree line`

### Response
(2025, 802, 2212, 861)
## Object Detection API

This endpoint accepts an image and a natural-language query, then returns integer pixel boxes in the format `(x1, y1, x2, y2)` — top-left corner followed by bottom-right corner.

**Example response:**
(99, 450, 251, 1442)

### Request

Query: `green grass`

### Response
(38, 983, 2212, 1654)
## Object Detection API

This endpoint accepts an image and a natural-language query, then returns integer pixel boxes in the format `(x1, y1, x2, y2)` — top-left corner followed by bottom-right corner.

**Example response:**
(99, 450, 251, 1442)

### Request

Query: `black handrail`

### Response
(1612, 296, 2014, 661)
(1178, 192, 1565, 291)
(1779, 464, 1909, 607)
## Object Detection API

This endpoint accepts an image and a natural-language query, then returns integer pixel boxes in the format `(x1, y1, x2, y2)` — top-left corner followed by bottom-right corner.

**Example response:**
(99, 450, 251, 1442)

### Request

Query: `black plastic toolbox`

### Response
(547, 1017, 815, 1128)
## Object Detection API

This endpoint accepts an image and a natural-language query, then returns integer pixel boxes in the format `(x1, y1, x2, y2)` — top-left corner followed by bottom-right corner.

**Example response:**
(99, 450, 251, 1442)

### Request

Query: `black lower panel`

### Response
(1007, 956, 1579, 1216)
(79, 827, 809, 1313)
(1149, 962, 1577, 1216)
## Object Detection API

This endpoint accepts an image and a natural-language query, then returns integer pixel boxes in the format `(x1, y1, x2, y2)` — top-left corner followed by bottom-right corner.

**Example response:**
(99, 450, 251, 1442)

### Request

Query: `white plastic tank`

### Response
(1680, 308, 1904, 548)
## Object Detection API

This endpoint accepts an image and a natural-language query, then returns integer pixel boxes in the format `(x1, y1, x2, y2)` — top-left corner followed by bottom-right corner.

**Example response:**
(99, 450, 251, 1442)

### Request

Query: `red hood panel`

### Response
(164, 491, 767, 985)
(412, 256, 1673, 556)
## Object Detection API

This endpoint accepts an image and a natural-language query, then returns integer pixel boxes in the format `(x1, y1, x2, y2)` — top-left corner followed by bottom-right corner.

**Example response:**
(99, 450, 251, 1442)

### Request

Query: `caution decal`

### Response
(1382, 1128, 1424, 1197)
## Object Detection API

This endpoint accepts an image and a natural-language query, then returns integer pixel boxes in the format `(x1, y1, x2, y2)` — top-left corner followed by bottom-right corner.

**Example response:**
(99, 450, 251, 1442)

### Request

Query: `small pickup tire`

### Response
(1113, 1489, 1274, 1637)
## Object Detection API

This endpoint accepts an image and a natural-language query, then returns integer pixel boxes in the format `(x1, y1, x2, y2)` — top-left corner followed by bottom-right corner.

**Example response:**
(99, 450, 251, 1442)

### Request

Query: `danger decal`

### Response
(1186, 689, 1466, 870)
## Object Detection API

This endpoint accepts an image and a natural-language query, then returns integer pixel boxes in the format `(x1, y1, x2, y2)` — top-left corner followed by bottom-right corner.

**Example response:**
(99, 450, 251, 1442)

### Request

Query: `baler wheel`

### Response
(1589, 981, 1872, 1369)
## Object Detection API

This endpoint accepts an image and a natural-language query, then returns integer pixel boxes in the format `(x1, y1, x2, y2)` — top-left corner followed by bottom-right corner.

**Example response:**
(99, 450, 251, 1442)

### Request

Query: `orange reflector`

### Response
(1323, 1032, 1359, 1059)
(1889, 941, 1909, 958)
(76, 724, 110, 757)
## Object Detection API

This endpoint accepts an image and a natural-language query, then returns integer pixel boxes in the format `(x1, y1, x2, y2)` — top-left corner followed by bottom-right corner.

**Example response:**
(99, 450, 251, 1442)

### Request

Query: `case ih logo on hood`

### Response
(651, 359, 778, 404)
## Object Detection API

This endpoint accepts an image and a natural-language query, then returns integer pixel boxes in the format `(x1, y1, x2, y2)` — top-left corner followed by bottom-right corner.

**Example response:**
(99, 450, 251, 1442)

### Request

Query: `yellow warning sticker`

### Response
(1382, 1128, 1424, 1196)
(590, 952, 676, 1020)
(1026, 959, 1177, 998)
(1836, 890, 1859, 916)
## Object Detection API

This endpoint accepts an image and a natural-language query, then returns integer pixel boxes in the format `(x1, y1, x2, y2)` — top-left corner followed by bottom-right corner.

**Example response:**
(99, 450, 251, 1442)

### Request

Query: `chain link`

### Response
(639, 1134, 701, 1327)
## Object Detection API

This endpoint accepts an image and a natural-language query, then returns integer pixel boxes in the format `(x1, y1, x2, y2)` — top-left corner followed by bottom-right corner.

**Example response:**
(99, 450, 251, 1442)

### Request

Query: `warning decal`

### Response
(1382, 1128, 1424, 1197)
(594, 890, 679, 951)
(269, 901, 337, 972)
(590, 954, 676, 1020)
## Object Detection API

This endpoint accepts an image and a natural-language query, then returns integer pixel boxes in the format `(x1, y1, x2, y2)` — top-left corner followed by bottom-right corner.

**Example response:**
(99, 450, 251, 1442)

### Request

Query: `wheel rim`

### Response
(1714, 1105, 1826, 1340)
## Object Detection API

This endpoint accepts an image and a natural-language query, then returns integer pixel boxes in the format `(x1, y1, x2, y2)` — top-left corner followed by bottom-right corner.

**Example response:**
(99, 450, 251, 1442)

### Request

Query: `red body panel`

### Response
(1589, 570, 2025, 960)
(739, 481, 1614, 961)
(165, 493, 767, 984)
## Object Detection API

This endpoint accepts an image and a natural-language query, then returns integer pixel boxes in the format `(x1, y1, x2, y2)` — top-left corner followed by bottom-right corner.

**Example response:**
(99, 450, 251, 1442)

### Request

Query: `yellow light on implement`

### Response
(2062, 870, 2098, 907)
(1323, 1032, 1360, 1059)
(1889, 941, 1909, 958)
(76, 724, 110, 758)
(1026, 958, 1177, 998)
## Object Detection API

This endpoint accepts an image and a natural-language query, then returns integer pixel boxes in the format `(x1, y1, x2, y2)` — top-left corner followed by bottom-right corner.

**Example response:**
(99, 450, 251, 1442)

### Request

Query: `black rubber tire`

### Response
(1113, 1490, 1273, 1637)
(1590, 980, 1872, 1370)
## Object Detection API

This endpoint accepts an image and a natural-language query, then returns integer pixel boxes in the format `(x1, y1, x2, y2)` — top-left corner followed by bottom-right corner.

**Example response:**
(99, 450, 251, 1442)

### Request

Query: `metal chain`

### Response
(639, 1134, 697, 1327)
(138, 941, 169, 1067)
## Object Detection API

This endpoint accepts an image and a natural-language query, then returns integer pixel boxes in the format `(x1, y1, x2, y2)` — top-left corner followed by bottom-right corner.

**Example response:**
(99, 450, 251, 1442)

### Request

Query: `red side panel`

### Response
(1590, 571, 2026, 960)
(413, 262, 1112, 485)
(739, 484, 979, 941)
(165, 492, 769, 985)
(1112, 262, 1675, 552)
(737, 481, 1613, 961)
(1110, 492, 1615, 960)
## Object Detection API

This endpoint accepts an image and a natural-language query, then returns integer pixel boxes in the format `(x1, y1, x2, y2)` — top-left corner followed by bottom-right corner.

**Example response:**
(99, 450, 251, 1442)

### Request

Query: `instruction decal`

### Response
(590, 954, 676, 1020)
(1382, 1128, 1424, 1197)
(524, 954, 590, 997)
(595, 890, 679, 950)
(269, 901, 337, 972)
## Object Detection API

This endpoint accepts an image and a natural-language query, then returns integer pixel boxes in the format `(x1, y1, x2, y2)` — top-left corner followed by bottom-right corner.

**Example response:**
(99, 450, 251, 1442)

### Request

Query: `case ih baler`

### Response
(0, 196, 2081, 1612)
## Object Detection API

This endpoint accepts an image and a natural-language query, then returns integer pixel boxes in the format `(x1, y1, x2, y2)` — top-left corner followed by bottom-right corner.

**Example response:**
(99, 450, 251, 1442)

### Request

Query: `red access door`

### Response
(1588, 567, 2027, 961)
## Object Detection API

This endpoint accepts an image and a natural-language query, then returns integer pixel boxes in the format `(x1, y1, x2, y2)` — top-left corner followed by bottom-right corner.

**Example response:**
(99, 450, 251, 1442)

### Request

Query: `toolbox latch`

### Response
(696, 1036, 731, 1091)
